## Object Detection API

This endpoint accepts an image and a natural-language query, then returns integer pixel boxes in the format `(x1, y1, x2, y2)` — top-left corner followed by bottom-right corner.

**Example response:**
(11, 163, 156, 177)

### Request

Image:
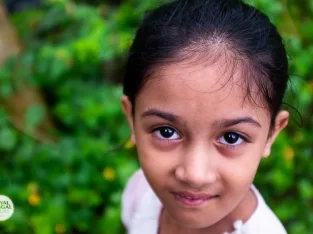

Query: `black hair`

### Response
(123, 0, 289, 130)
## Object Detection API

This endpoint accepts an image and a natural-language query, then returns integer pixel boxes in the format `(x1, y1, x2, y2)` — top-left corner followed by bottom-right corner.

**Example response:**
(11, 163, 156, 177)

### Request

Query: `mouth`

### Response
(171, 191, 219, 207)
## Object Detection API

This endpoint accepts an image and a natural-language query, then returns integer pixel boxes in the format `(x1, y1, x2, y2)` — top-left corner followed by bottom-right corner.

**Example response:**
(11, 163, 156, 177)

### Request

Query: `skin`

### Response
(121, 56, 289, 234)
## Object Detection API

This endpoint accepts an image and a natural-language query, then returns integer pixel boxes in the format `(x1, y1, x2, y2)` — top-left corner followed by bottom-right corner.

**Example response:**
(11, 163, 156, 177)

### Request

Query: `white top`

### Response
(122, 169, 288, 234)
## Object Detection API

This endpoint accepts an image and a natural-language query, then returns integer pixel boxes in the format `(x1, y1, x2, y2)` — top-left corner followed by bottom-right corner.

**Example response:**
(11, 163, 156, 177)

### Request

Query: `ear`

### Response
(121, 95, 136, 144)
(263, 110, 289, 158)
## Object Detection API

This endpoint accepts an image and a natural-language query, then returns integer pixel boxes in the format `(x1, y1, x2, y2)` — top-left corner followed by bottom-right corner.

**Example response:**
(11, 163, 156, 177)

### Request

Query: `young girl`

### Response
(120, 0, 290, 233)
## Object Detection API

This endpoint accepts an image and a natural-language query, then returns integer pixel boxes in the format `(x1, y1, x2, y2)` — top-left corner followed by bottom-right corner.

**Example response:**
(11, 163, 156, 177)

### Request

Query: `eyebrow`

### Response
(141, 109, 262, 128)
(141, 109, 183, 124)
(214, 117, 262, 128)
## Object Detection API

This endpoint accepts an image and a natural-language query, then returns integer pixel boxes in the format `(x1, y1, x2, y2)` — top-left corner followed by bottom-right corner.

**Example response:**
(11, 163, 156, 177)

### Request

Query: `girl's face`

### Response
(122, 58, 289, 229)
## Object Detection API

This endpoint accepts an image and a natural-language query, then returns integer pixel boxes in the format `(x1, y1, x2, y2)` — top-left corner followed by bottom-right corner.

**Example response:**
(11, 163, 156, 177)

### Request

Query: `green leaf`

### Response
(0, 126, 17, 151)
(25, 105, 46, 132)
(0, 83, 12, 98)
(30, 215, 54, 234)
(298, 180, 313, 200)
(0, 108, 9, 126)
(101, 206, 122, 234)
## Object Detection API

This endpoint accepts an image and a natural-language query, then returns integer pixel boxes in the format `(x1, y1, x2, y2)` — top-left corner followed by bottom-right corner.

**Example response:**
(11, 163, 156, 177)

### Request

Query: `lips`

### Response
(174, 191, 216, 200)
(172, 191, 218, 206)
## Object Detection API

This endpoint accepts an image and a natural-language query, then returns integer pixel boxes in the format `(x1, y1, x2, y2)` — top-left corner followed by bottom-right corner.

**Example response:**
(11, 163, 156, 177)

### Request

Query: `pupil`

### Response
(225, 133, 238, 144)
(161, 128, 174, 138)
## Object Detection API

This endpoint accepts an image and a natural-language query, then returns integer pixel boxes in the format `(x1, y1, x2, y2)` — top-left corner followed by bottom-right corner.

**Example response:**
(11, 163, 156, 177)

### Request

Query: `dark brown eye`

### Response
(225, 133, 239, 144)
(154, 127, 180, 140)
(218, 132, 244, 145)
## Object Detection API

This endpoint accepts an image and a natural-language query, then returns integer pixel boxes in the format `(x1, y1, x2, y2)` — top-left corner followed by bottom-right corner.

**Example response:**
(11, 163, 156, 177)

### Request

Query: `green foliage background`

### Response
(0, 0, 312, 233)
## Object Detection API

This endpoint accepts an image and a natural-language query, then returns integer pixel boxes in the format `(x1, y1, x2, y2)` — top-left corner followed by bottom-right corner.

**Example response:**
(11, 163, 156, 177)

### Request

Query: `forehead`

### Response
(136, 60, 270, 123)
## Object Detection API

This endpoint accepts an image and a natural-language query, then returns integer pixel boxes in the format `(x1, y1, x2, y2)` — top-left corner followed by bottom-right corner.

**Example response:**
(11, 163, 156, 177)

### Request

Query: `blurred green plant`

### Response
(0, 0, 312, 234)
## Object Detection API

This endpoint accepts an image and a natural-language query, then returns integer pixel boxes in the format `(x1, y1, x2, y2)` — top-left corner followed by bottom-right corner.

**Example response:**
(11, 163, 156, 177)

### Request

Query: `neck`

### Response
(160, 188, 257, 234)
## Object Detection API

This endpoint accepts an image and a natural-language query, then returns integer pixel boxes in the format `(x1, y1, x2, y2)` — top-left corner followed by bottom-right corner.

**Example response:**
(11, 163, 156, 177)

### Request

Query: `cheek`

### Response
(220, 151, 262, 195)
(134, 123, 178, 167)
(225, 139, 267, 180)
(135, 133, 178, 188)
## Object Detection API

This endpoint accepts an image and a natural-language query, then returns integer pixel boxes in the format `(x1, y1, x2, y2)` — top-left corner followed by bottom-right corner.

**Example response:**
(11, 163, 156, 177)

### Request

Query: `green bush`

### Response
(0, 0, 312, 233)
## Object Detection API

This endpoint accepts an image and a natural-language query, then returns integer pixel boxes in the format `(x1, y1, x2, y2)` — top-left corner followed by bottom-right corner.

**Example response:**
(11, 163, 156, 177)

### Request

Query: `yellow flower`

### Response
(55, 224, 66, 234)
(125, 139, 135, 149)
(28, 193, 41, 206)
(284, 147, 295, 161)
(27, 182, 38, 193)
(103, 167, 116, 181)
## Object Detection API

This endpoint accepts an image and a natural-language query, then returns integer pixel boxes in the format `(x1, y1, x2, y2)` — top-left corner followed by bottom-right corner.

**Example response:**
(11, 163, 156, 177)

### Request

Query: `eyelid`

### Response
(151, 125, 181, 135)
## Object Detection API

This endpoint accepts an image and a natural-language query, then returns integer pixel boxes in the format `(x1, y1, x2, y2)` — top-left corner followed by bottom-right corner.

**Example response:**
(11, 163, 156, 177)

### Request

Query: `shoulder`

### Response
(242, 185, 287, 234)
(121, 168, 151, 230)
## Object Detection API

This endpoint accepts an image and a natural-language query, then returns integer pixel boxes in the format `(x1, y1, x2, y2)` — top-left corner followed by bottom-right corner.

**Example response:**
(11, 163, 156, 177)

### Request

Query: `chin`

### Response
(176, 218, 216, 229)
(170, 211, 220, 229)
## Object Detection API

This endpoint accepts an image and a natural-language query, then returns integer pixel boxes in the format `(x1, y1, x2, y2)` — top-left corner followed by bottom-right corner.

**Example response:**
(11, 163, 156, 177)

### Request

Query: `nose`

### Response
(175, 143, 217, 188)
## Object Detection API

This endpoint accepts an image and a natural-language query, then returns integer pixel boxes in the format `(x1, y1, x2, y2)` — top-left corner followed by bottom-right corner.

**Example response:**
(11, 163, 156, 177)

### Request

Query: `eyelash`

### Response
(151, 126, 251, 149)
(217, 132, 250, 149)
